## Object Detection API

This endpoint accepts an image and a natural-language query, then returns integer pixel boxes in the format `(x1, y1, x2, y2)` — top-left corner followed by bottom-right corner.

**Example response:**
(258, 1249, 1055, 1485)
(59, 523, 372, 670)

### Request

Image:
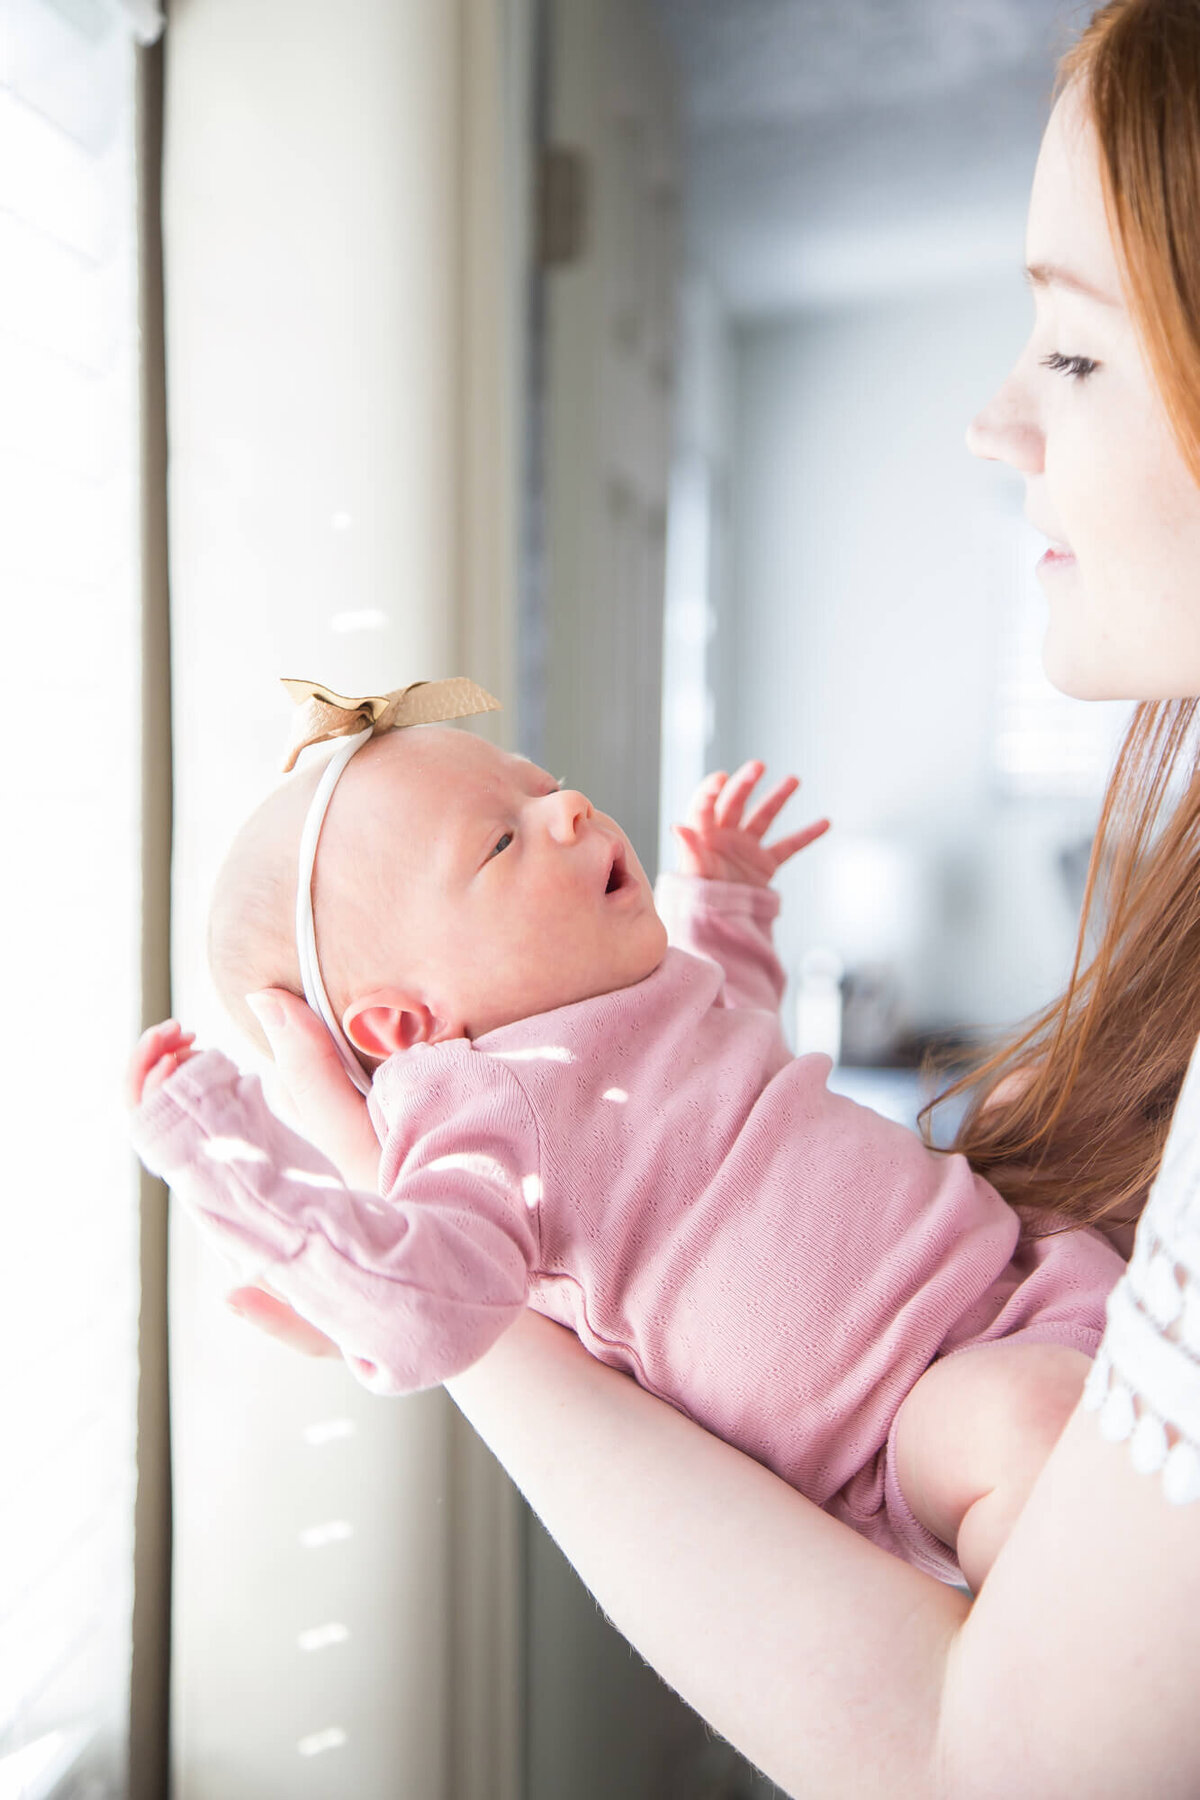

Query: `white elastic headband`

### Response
(295, 724, 375, 1096)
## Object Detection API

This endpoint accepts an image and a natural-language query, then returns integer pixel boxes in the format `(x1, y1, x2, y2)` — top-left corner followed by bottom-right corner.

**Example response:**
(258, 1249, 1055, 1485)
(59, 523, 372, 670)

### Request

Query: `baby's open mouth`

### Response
(605, 849, 628, 895)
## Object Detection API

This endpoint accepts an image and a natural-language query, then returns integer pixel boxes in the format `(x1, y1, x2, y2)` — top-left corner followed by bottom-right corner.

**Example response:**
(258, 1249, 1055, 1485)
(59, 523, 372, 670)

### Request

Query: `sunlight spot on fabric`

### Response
(486, 1044, 574, 1064)
(302, 1418, 356, 1447)
(281, 1167, 344, 1191)
(428, 1152, 512, 1186)
(521, 1174, 543, 1209)
(297, 1727, 347, 1758)
(298, 1622, 350, 1653)
(601, 1087, 629, 1104)
(203, 1135, 270, 1165)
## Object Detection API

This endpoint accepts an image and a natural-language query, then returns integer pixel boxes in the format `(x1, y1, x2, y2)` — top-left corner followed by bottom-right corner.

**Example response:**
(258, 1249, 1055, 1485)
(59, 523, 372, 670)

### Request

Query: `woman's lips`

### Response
(1038, 545, 1077, 570)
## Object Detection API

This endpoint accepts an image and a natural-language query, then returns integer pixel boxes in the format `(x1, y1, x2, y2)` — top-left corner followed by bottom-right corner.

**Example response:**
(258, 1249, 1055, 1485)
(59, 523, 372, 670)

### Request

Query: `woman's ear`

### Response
(342, 988, 465, 1057)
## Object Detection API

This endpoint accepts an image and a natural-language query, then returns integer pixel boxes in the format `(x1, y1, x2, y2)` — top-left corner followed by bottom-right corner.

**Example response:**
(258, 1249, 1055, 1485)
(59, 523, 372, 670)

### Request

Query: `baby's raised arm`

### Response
(658, 760, 829, 1014)
(129, 1040, 539, 1392)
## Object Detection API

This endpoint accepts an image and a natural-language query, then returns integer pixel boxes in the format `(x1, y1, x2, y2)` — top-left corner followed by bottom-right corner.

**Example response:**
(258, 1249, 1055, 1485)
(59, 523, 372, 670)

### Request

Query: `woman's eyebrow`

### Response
(1024, 261, 1120, 307)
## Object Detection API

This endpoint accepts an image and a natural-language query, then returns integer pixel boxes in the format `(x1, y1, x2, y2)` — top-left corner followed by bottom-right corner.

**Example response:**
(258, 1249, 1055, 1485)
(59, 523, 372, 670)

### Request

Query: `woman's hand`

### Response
(673, 760, 829, 887)
(224, 1282, 345, 1357)
(226, 988, 383, 1359)
(244, 989, 381, 1188)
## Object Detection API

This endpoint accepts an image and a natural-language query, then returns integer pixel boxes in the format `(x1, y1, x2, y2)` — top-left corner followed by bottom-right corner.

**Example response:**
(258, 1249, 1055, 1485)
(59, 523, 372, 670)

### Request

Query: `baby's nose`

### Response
(545, 788, 593, 842)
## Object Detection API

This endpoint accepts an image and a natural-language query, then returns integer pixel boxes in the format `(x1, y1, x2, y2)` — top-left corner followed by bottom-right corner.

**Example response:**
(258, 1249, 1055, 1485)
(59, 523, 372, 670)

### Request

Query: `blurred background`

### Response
(4, 1, 1127, 1797)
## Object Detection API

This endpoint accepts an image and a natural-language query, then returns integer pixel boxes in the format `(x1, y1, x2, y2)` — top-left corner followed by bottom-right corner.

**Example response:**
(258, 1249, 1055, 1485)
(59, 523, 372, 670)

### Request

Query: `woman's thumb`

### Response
(245, 988, 332, 1090)
(245, 988, 288, 1050)
(244, 988, 381, 1188)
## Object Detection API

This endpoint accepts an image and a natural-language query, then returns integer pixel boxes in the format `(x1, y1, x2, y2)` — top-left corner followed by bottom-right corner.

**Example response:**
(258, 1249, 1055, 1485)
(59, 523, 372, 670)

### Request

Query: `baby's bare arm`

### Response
(892, 1339, 1091, 1594)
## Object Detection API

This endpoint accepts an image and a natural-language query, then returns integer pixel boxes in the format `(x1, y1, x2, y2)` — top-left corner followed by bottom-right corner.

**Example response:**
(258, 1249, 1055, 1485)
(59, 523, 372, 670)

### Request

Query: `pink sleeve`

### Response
(653, 871, 786, 1014)
(130, 1047, 540, 1396)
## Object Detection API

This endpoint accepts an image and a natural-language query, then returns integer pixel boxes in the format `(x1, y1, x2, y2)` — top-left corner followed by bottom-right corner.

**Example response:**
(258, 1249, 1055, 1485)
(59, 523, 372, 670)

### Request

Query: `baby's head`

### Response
(209, 725, 667, 1070)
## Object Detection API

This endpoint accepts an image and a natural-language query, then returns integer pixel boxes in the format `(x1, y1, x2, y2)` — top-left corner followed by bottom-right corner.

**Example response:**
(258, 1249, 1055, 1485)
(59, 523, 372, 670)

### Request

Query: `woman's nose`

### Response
(544, 788, 594, 843)
(966, 370, 1043, 474)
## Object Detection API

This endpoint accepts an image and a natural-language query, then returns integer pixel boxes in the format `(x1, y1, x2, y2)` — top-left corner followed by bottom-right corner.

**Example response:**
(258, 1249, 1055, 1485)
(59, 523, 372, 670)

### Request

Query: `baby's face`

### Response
(325, 727, 667, 1053)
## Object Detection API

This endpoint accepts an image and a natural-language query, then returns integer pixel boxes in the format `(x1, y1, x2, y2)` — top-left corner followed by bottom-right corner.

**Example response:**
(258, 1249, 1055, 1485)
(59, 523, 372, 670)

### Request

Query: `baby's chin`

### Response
(563, 920, 670, 1012)
(468, 925, 669, 1039)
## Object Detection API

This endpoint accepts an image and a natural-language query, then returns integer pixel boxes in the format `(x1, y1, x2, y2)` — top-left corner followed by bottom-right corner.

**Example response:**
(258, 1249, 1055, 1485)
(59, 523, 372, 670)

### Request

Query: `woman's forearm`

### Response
(253, 995, 1200, 1797)
(451, 1311, 1200, 1800)
(445, 1310, 969, 1798)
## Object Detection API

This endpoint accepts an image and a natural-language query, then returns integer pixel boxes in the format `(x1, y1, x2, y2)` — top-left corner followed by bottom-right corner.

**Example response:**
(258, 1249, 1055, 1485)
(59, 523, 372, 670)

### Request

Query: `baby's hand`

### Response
(673, 761, 830, 888)
(126, 1019, 200, 1109)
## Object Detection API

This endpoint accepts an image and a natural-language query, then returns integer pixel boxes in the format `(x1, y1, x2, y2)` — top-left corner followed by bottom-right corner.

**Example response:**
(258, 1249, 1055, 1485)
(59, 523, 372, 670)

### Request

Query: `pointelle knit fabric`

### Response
(130, 873, 1125, 1580)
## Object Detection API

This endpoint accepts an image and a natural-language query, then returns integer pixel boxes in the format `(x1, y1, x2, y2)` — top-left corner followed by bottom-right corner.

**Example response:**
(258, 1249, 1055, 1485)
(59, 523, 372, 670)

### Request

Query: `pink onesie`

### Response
(131, 873, 1125, 1583)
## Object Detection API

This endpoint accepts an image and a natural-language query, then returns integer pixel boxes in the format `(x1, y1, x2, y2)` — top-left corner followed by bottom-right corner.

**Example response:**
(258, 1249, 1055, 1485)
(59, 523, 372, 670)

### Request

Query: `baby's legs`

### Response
(891, 1338, 1092, 1594)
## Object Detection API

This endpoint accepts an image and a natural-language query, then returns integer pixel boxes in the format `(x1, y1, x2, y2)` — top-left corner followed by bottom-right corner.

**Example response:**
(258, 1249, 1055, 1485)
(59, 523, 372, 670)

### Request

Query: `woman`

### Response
(229, 4, 1200, 1791)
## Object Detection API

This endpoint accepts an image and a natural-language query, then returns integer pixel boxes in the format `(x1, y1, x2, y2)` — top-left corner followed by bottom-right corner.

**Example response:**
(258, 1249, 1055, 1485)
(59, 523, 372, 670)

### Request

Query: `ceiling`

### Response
(647, 0, 1089, 314)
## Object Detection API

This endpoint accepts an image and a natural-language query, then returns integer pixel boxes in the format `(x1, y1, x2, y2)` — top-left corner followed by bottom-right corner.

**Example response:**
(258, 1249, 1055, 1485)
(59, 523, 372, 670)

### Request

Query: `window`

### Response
(1, 3, 161, 1793)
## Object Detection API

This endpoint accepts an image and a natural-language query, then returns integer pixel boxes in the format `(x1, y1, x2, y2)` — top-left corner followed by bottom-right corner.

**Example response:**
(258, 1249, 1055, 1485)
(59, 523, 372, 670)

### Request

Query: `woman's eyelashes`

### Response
(1040, 350, 1099, 381)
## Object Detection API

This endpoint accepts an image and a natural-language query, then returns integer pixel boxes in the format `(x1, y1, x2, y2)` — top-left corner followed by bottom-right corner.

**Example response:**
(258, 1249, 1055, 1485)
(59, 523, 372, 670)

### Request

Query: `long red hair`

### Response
(921, 0, 1200, 1237)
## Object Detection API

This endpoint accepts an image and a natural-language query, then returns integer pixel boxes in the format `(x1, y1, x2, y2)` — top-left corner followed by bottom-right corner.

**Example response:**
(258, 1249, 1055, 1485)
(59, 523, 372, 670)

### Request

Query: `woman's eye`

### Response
(1040, 350, 1099, 382)
(489, 832, 514, 859)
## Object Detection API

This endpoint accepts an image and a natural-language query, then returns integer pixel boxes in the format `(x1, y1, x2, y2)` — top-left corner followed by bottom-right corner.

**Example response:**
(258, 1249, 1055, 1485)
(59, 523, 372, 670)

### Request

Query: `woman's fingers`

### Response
(245, 988, 381, 1190)
(225, 1285, 342, 1358)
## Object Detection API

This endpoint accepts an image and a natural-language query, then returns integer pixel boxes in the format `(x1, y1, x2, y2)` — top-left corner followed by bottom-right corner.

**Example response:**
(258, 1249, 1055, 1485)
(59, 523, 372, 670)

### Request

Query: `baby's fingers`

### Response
(712, 760, 765, 831)
(672, 821, 708, 876)
(768, 817, 831, 868)
(685, 769, 728, 834)
(141, 1045, 199, 1101)
(741, 773, 801, 840)
(126, 1020, 196, 1108)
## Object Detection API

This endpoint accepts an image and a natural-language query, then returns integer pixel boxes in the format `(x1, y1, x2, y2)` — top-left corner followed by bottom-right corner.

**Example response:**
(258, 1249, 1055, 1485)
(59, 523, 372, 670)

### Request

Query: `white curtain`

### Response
(0, 2, 160, 1795)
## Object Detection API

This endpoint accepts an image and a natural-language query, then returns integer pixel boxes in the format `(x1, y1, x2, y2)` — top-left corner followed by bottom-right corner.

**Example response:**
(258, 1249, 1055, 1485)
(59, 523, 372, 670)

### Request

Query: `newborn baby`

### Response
(127, 719, 1124, 1593)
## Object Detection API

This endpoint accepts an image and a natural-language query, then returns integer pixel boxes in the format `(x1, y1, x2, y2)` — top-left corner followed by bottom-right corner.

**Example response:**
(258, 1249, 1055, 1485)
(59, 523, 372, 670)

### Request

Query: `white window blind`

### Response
(0, 3, 160, 1794)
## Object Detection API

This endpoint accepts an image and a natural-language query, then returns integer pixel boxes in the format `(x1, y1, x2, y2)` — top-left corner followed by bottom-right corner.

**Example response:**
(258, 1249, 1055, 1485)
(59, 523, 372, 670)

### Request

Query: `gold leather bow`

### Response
(280, 676, 501, 772)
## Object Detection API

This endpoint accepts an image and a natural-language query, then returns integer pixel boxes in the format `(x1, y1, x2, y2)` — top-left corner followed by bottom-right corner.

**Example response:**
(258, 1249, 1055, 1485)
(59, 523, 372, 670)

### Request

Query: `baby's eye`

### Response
(489, 832, 514, 859)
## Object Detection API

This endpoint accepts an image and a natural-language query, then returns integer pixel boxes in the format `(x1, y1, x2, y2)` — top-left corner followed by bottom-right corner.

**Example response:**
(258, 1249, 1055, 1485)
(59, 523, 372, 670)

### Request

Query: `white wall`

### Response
(658, 268, 735, 874)
(718, 279, 1107, 1046)
(163, 5, 522, 1796)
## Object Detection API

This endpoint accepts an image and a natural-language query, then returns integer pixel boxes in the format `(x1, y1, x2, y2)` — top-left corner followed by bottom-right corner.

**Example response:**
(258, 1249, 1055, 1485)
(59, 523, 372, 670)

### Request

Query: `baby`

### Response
(127, 704, 1125, 1594)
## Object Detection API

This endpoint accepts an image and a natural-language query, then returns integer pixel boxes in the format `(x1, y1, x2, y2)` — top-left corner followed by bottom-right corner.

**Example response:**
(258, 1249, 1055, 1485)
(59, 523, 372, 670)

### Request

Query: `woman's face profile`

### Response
(968, 81, 1200, 702)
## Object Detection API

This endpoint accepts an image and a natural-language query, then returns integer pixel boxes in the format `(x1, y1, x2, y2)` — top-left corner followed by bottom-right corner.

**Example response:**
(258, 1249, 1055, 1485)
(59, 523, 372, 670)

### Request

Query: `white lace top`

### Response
(1083, 1033, 1200, 1503)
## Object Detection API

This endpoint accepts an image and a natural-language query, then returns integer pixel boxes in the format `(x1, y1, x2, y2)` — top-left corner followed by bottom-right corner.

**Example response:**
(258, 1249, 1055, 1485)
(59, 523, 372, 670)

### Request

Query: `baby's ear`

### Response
(342, 989, 465, 1058)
